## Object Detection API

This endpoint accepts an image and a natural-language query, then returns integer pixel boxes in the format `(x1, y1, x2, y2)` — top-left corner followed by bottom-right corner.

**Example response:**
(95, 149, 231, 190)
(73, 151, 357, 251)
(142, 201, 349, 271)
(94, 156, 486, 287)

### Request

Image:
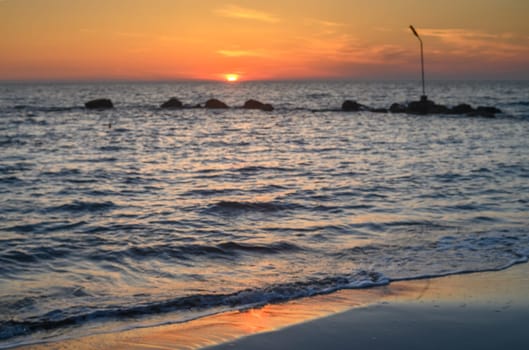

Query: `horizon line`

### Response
(2, 77, 529, 84)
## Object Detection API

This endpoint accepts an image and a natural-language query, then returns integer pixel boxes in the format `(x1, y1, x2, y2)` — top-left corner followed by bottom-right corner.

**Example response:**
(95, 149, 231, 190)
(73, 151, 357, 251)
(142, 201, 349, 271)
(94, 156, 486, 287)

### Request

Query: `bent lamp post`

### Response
(410, 25, 427, 101)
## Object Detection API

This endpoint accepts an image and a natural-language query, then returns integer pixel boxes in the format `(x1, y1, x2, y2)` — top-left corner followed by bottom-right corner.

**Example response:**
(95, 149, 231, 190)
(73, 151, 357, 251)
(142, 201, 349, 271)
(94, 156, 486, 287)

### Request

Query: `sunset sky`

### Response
(1, 0, 529, 81)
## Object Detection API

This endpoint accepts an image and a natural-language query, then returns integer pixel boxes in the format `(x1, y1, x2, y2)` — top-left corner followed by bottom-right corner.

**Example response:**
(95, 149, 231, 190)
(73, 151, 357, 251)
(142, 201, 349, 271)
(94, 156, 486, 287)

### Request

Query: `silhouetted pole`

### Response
(410, 25, 427, 101)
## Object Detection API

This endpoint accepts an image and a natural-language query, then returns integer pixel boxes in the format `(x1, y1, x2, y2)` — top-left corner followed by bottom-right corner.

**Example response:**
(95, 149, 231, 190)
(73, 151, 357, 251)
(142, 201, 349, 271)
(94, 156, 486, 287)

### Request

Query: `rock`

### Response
(205, 99, 229, 109)
(406, 100, 430, 114)
(406, 98, 450, 115)
(85, 99, 113, 109)
(468, 111, 495, 118)
(431, 104, 451, 114)
(370, 108, 388, 113)
(342, 100, 364, 111)
(476, 106, 502, 115)
(389, 103, 407, 113)
(243, 99, 274, 111)
(261, 104, 274, 112)
(161, 97, 183, 109)
(467, 106, 501, 118)
(450, 103, 474, 114)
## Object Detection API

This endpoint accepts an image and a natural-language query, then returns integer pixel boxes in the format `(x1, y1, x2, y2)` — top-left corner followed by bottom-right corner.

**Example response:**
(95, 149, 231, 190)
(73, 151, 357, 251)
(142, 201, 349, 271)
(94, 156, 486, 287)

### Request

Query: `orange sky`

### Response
(1, 0, 529, 81)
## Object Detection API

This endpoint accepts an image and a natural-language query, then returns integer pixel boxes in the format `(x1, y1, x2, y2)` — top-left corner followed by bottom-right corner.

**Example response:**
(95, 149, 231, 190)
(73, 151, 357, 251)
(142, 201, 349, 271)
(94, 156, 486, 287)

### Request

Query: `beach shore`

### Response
(22, 262, 529, 350)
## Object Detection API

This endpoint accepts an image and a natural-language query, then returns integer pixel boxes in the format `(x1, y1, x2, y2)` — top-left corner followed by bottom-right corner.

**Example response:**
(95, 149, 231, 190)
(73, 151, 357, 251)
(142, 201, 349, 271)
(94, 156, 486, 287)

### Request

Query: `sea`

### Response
(1, 80, 528, 348)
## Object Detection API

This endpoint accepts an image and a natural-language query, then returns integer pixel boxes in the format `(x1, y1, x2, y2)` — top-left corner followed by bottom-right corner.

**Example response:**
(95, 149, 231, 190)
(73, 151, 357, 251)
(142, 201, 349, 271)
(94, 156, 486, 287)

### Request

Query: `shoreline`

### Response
(19, 262, 529, 350)
(207, 262, 529, 350)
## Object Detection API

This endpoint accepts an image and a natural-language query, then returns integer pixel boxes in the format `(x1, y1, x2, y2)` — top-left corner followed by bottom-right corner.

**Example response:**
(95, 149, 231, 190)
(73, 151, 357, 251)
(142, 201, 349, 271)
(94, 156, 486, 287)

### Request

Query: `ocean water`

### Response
(1, 80, 529, 348)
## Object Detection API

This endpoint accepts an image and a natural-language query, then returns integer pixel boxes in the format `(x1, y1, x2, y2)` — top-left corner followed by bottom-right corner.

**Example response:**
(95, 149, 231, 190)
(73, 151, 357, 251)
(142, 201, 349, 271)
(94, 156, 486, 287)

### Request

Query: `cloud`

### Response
(217, 49, 271, 57)
(305, 18, 345, 28)
(417, 28, 529, 60)
(283, 31, 412, 67)
(304, 18, 346, 36)
(215, 4, 279, 23)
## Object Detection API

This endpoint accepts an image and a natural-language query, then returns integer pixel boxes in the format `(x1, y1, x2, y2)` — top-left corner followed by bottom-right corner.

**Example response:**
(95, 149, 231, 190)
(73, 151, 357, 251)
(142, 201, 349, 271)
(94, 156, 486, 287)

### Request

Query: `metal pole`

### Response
(420, 39, 425, 97)
(410, 25, 426, 100)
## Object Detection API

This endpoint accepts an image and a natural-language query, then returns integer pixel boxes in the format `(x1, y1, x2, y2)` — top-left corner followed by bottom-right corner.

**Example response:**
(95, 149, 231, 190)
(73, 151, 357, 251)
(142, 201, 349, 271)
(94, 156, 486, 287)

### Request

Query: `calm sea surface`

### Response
(1, 81, 529, 347)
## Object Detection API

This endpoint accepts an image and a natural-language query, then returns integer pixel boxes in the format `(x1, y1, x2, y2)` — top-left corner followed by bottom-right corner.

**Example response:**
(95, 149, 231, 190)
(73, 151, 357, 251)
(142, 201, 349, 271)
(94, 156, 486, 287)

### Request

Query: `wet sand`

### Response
(22, 263, 529, 350)
(208, 264, 529, 350)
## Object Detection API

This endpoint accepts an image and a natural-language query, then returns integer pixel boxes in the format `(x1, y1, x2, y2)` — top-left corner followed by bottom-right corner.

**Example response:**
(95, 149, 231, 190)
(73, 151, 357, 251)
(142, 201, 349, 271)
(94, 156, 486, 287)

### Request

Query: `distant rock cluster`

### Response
(204, 99, 229, 109)
(390, 98, 501, 117)
(243, 99, 274, 111)
(85, 97, 275, 111)
(158, 98, 274, 111)
(343, 97, 502, 118)
(84, 96, 502, 117)
(160, 98, 183, 109)
(84, 99, 114, 109)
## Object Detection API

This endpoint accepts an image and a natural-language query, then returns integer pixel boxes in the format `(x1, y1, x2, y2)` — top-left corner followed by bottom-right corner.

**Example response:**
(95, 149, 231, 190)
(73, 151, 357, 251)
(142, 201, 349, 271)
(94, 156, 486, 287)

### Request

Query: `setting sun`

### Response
(225, 74, 239, 82)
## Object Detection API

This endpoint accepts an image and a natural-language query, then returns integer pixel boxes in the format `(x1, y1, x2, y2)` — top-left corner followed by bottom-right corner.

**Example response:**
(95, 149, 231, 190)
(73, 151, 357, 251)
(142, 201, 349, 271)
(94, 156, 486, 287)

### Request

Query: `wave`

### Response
(306, 92, 332, 99)
(507, 101, 529, 106)
(182, 184, 288, 197)
(1, 229, 528, 347)
(204, 200, 303, 215)
(217, 241, 303, 254)
(0, 244, 75, 268)
(40, 168, 81, 177)
(98, 145, 134, 152)
(0, 176, 25, 186)
(234, 165, 295, 173)
(3, 256, 528, 345)
(0, 239, 304, 279)
(11, 105, 83, 113)
(47, 200, 117, 213)
(0, 138, 28, 148)
(181, 188, 243, 197)
(0, 269, 388, 342)
(88, 240, 304, 264)
(203, 200, 347, 216)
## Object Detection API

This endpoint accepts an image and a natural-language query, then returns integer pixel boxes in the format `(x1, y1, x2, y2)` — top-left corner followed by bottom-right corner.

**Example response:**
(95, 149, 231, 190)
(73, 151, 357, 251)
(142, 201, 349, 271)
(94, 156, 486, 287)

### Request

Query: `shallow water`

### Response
(1, 80, 529, 348)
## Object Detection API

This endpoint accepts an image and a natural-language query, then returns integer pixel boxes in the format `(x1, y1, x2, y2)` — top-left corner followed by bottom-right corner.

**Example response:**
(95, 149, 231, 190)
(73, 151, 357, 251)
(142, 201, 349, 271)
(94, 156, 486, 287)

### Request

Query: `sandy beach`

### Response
(20, 262, 529, 350)
(208, 263, 529, 350)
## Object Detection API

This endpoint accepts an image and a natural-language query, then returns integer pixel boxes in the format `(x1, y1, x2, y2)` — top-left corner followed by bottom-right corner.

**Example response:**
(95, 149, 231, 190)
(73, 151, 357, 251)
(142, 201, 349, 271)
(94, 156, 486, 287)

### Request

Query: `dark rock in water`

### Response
(243, 99, 274, 111)
(261, 104, 274, 112)
(385, 97, 501, 118)
(476, 106, 502, 114)
(389, 103, 407, 113)
(342, 100, 364, 111)
(476, 106, 503, 116)
(161, 97, 183, 109)
(85, 99, 113, 109)
(205, 99, 229, 109)
(406, 98, 450, 115)
(450, 103, 474, 115)
(406, 100, 429, 114)
(433, 105, 451, 114)
(370, 107, 388, 113)
(468, 106, 502, 118)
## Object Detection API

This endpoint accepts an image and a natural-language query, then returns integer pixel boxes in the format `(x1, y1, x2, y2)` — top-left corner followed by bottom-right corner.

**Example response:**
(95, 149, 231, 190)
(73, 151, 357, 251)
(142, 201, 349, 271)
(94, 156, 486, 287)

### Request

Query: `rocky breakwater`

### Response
(342, 100, 388, 113)
(84, 99, 114, 110)
(160, 97, 183, 109)
(243, 99, 274, 111)
(343, 96, 502, 118)
(205, 99, 229, 109)
(404, 97, 502, 117)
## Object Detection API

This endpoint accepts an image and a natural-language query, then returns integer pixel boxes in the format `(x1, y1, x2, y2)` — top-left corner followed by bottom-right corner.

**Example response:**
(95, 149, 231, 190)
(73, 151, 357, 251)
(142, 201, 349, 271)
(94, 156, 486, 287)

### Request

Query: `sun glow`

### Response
(225, 74, 239, 82)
